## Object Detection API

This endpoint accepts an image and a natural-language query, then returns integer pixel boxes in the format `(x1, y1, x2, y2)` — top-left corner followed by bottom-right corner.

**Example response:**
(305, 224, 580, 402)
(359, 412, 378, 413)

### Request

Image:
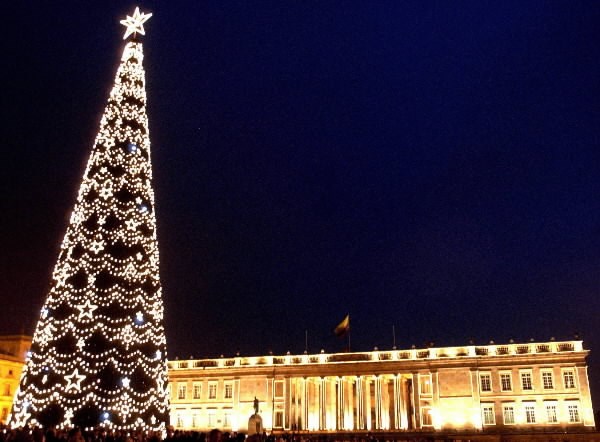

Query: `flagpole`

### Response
(348, 328, 351, 352)
(305, 329, 308, 353)
(347, 313, 351, 352)
(392, 324, 397, 349)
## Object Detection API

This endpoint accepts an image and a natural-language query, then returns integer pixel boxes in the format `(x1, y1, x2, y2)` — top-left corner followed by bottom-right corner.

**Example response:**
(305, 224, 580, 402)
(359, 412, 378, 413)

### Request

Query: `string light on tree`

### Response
(64, 409, 74, 427)
(9, 6, 169, 432)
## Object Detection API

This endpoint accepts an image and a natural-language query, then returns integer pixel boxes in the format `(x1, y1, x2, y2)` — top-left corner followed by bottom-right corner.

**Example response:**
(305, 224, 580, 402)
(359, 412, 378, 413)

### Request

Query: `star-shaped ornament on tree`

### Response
(13, 407, 31, 426)
(125, 218, 138, 231)
(120, 7, 152, 40)
(89, 238, 104, 254)
(65, 368, 85, 392)
(76, 299, 98, 320)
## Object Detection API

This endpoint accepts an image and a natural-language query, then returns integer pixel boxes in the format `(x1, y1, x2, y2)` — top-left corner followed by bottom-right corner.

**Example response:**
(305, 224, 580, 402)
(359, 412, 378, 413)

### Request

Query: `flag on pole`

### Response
(334, 314, 350, 337)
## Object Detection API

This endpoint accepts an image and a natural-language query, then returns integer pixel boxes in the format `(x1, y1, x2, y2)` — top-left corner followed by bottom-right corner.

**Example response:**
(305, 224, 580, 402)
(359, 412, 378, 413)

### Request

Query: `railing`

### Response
(166, 340, 585, 370)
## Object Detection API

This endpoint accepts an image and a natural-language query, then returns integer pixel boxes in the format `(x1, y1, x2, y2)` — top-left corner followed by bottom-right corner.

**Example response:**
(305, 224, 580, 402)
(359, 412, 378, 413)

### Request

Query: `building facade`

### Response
(0, 335, 31, 424)
(167, 340, 595, 435)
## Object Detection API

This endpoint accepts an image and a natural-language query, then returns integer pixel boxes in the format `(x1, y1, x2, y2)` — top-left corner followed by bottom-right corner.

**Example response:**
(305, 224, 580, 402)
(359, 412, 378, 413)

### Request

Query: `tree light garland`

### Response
(10, 7, 169, 432)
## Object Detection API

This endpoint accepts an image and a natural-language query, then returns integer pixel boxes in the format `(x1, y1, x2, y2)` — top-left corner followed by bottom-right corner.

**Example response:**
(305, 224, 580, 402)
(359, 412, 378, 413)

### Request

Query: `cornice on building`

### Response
(168, 340, 587, 376)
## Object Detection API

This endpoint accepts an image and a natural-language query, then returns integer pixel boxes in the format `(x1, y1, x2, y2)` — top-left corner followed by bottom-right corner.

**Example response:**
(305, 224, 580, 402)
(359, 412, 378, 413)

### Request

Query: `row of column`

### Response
(284, 374, 416, 431)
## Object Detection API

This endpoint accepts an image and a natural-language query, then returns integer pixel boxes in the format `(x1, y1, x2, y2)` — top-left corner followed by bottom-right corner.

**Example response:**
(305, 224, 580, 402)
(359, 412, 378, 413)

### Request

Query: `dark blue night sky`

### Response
(2, 1, 600, 407)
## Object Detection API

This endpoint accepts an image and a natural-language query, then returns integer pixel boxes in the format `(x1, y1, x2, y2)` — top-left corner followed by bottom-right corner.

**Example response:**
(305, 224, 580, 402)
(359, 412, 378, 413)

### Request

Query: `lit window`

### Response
(503, 404, 515, 425)
(421, 407, 433, 426)
(500, 373, 512, 391)
(177, 384, 186, 400)
(274, 411, 284, 428)
(193, 383, 201, 399)
(479, 373, 492, 392)
(191, 413, 200, 428)
(520, 371, 533, 391)
(274, 380, 284, 398)
(542, 370, 554, 389)
(208, 410, 216, 427)
(567, 403, 580, 423)
(224, 411, 232, 427)
(482, 404, 495, 425)
(208, 383, 217, 399)
(1, 408, 7, 420)
(224, 383, 233, 399)
(545, 402, 558, 423)
(563, 370, 576, 389)
(4, 384, 10, 396)
(176, 415, 183, 428)
(524, 403, 536, 423)
(419, 374, 432, 395)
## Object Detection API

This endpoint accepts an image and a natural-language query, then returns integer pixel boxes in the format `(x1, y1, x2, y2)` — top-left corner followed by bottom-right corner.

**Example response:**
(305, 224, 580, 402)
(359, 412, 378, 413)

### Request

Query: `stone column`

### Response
(364, 376, 372, 429)
(374, 375, 382, 429)
(393, 375, 400, 430)
(399, 376, 409, 430)
(356, 376, 364, 430)
(411, 373, 420, 429)
(336, 377, 343, 430)
(301, 377, 307, 430)
(319, 377, 326, 430)
(285, 377, 292, 430)
(382, 376, 392, 430)
(306, 377, 318, 431)
(324, 377, 333, 430)
(344, 376, 354, 430)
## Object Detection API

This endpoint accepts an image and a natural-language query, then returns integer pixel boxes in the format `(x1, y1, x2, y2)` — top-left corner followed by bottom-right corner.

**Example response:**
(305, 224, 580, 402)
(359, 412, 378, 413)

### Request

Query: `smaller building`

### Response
(168, 340, 595, 436)
(0, 335, 31, 424)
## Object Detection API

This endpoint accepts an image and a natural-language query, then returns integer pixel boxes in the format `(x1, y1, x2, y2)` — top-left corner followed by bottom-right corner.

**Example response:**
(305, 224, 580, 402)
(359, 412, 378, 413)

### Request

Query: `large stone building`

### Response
(168, 340, 595, 436)
(1, 336, 595, 437)
(0, 335, 31, 424)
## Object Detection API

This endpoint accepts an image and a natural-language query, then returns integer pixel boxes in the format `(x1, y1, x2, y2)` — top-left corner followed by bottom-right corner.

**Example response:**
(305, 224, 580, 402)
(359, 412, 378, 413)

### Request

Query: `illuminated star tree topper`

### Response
(120, 6, 152, 40)
(10, 7, 169, 432)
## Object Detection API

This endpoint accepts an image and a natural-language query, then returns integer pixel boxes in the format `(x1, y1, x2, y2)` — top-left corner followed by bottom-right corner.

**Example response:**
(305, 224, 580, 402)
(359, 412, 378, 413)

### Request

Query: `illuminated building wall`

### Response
(0, 336, 31, 424)
(168, 340, 595, 434)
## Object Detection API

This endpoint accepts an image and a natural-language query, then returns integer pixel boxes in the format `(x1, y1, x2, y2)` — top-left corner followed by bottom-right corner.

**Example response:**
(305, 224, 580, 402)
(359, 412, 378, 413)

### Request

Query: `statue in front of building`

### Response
(248, 396, 263, 436)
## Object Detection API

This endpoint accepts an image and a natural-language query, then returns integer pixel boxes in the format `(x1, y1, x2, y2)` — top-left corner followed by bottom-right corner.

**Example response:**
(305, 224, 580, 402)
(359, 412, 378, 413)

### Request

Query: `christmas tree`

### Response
(10, 7, 169, 431)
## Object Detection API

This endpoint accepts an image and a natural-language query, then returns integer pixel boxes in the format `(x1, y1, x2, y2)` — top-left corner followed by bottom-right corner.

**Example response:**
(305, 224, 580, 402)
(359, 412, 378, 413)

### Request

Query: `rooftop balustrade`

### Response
(168, 340, 584, 370)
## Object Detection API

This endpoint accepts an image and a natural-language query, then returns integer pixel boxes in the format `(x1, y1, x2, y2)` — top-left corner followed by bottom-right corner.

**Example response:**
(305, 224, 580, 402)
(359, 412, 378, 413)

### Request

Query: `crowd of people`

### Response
(0, 427, 391, 442)
(0, 427, 385, 442)
(0, 428, 297, 442)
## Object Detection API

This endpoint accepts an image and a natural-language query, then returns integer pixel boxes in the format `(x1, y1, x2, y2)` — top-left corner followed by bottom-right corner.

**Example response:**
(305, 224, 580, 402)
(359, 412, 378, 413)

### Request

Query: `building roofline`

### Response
(0, 334, 32, 341)
(168, 340, 587, 371)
